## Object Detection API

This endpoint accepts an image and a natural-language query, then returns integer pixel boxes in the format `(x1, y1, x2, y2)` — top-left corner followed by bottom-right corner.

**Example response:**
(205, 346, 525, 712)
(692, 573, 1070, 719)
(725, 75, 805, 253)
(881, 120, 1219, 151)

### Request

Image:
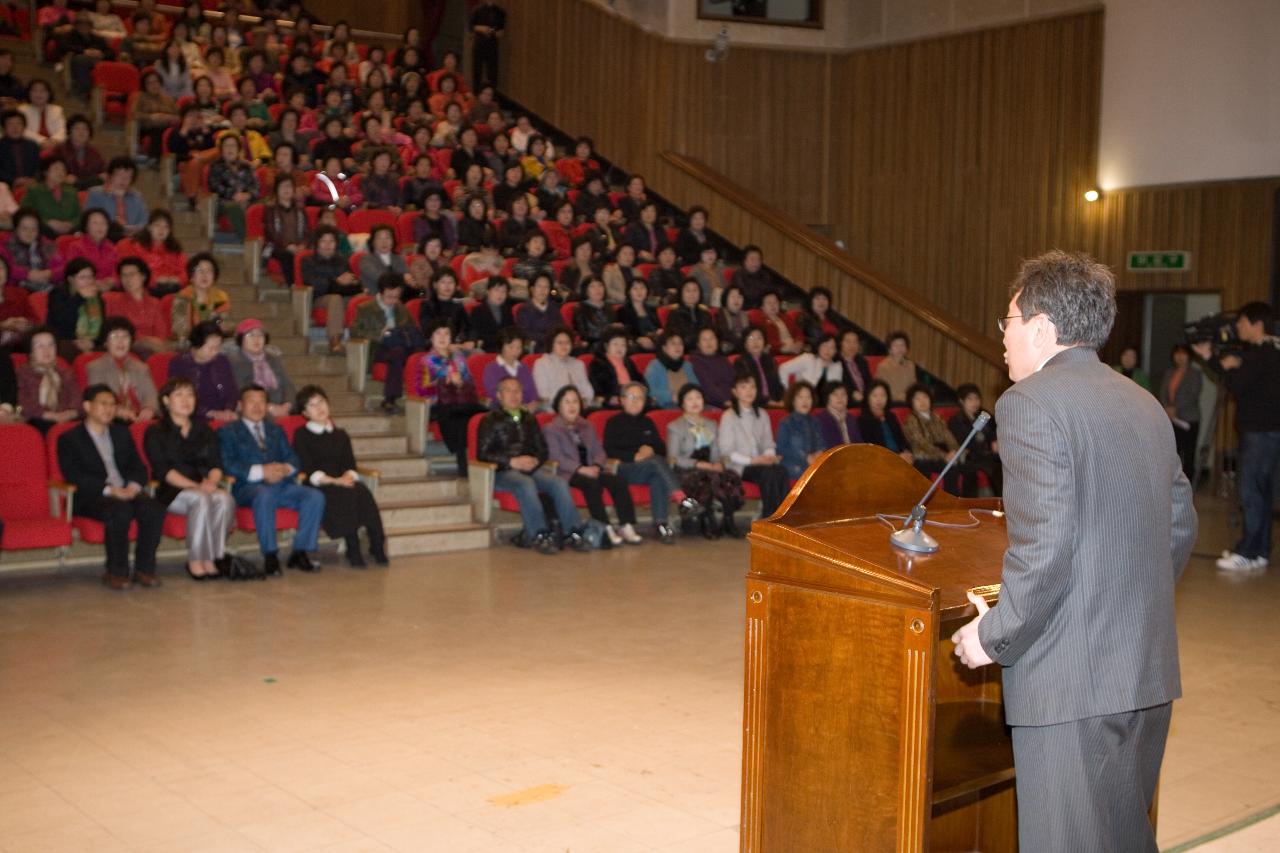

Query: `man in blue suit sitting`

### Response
(219, 384, 325, 574)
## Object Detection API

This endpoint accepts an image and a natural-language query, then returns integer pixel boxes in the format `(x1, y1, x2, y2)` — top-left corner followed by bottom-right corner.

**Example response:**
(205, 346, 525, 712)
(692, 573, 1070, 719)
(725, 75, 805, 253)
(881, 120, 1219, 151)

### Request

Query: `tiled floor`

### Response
(0, 495, 1276, 852)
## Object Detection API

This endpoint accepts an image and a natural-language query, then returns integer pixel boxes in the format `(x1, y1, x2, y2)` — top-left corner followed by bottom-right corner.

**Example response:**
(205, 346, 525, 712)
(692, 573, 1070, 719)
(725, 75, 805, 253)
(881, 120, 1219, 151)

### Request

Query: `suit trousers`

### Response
(237, 482, 325, 555)
(373, 342, 409, 402)
(76, 494, 165, 578)
(1012, 702, 1171, 853)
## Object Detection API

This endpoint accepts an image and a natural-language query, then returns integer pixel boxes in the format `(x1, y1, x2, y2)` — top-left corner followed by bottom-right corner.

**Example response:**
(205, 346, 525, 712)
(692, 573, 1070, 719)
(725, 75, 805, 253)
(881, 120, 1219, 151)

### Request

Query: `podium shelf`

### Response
(931, 700, 1015, 808)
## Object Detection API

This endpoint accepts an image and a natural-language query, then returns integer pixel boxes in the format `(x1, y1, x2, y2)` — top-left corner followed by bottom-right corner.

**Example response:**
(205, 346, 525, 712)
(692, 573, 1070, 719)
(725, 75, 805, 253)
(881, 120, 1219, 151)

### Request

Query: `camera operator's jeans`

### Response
(1236, 430, 1280, 560)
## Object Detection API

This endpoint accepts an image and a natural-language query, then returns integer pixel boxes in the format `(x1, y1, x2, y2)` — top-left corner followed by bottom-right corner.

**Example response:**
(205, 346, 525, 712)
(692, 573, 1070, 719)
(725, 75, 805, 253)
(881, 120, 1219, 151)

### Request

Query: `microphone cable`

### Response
(875, 508, 1004, 532)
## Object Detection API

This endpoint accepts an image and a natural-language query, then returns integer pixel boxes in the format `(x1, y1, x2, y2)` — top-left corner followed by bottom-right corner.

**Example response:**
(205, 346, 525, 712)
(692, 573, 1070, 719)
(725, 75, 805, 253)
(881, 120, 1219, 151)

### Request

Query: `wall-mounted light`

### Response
(1084, 189, 1101, 202)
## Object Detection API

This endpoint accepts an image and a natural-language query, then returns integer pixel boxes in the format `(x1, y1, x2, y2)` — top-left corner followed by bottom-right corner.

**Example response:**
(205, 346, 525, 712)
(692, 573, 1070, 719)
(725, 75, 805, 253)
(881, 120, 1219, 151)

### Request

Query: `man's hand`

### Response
(509, 454, 538, 472)
(1219, 354, 1242, 370)
(577, 465, 599, 478)
(634, 445, 655, 461)
(952, 591, 994, 669)
(262, 463, 289, 484)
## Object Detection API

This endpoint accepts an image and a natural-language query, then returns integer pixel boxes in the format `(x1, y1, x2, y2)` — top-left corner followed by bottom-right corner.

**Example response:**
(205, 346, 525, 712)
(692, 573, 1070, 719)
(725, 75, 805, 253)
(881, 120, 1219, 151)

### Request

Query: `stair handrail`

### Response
(659, 151, 1007, 369)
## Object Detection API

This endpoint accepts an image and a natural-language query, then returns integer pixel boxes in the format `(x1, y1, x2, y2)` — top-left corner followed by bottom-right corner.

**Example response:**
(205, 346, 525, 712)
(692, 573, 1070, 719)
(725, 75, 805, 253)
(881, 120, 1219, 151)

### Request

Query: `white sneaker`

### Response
(1216, 552, 1266, 572)
(604, 524, 624, 546)
(619, 523, 643, 545)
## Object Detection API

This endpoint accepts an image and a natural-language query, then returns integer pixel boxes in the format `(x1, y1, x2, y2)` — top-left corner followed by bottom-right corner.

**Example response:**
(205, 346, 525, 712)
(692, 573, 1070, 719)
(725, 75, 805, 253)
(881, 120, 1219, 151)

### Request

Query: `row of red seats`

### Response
(0, 416, 312, 555)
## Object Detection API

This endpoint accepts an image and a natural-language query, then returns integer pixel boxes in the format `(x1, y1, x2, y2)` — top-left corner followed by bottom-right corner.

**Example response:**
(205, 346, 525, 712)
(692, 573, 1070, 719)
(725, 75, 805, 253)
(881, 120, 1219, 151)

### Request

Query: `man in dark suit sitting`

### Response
(218, 384, 324, 575)
(57, 384, 165, 590)
(952, 250, 1197, 852)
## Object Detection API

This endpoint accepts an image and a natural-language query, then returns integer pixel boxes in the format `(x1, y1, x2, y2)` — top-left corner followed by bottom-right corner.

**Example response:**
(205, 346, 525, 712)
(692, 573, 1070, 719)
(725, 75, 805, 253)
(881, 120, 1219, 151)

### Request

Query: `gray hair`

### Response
(1011, 250, 1116, 350)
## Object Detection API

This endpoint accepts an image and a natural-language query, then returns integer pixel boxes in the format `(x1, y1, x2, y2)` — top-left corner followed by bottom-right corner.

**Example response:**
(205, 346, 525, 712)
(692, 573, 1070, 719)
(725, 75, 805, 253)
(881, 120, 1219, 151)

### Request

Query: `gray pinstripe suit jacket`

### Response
(978, 346, 1198, 727)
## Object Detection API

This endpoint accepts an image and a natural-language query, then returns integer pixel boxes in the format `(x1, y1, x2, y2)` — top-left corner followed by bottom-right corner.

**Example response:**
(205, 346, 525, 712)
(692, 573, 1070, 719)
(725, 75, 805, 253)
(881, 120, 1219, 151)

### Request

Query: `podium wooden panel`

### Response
(740, 444, 1012, 852)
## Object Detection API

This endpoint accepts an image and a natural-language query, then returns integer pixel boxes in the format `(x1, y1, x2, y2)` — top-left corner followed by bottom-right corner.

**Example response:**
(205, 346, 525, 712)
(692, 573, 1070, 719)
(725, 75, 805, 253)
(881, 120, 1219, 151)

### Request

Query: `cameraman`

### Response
(1192, 302, 1280, 572)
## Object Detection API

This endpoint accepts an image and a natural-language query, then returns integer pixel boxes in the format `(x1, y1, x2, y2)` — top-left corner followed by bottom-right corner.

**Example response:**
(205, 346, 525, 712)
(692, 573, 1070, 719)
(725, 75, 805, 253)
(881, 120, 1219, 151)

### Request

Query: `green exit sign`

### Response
(1127, 251, 1192, 272)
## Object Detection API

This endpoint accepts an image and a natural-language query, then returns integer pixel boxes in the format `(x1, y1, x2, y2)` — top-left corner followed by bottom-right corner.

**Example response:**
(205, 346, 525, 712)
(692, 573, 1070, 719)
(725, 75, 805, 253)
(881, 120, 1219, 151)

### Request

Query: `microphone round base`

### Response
(890, 526, 940, 554)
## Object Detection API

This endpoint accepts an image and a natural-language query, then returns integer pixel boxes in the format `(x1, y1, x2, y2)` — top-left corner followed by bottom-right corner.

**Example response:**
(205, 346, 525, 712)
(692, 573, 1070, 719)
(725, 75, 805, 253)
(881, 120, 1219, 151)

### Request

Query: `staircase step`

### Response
(374, 477, 466, 503)
(337, 414, 400, 434)
(291, 372, 350, 391)
(352, 434, 409, 456)
(228, 302, 286, 320)
(254, 316, 301, 336)
(384, 523, 492, 556)
(268, 337, 313, 355)
(259, 288, 294, 304)
(281, 355, 346, 375)
(380, 499, 474, 528)
(358, 454, 430, 479)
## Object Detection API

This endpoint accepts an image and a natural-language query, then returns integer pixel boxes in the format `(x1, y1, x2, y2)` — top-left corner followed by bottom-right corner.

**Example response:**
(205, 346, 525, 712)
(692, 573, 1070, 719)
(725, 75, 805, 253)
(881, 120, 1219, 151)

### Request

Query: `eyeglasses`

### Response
(997, 313, 1040, 333)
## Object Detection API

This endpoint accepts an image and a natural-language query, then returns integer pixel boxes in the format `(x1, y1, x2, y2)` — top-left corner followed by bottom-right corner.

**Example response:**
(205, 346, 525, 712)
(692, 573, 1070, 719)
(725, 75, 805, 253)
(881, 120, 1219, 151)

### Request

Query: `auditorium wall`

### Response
(500, 0, 1278, 375)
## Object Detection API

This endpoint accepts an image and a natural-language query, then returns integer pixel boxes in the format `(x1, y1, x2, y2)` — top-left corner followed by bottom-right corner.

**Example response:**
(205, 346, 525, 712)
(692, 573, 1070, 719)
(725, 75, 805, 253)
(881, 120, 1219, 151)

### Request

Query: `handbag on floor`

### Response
(221, 553, 266, 581)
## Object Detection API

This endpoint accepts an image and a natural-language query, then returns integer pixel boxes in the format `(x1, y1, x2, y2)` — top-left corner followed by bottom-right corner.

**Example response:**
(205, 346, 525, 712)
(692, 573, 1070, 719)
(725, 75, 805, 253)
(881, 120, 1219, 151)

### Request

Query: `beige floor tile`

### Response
(0, 786, 95, 838)
(367, 810, 512, 853)
(89, 791, 227, 847)
(324, 791, 433, 834)
(0, 822, 131, 853)
(304, 839, 397, 853)
(133, 827, 267, 853)
(236, 810, 369, 853)
(658, 827, 742, 852)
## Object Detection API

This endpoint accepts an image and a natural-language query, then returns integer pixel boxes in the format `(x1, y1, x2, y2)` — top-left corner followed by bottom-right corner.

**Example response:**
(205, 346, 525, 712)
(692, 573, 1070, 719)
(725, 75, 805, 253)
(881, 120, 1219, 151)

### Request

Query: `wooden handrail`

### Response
(659, 151, 1007, 369)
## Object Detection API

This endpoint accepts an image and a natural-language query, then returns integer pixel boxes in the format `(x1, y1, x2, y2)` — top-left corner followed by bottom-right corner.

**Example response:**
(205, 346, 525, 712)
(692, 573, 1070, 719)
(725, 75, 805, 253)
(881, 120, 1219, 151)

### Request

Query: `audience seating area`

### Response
(0, 1, 990, 571)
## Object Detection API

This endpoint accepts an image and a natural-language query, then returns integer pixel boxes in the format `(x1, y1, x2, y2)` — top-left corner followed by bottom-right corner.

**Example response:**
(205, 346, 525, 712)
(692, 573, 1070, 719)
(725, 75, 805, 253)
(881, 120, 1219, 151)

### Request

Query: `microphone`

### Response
(890, 411, 991, 554)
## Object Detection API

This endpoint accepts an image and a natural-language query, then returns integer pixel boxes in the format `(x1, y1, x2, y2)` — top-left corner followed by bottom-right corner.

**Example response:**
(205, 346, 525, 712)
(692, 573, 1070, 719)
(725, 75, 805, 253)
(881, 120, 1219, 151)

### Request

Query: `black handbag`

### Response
(221, 553, 266, 581)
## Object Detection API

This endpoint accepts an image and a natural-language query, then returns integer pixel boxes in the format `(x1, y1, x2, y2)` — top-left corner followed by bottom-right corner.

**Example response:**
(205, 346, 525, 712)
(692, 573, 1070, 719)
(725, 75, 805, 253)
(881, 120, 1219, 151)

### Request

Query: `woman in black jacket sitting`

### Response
(417, 269, 473, 350)
(455, 196, 496, 255)
(857, 380, 914, 464)
(292, 384, 389, 568)
(587, 325, 645, 409)
(573, 277, 614, 354)
(662, 278, 714, 351)
(47, 258, 104, 360)
(144, 377, 236, 580)
(615, 278, 659, 352)
(469, 276, 515, 352)
(733, 325, 785, 406)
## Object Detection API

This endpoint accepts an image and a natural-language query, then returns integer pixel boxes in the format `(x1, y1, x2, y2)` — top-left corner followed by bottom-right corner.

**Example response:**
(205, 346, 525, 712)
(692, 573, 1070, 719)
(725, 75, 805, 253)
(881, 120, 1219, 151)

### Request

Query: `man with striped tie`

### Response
(952, 250, 1197, 851)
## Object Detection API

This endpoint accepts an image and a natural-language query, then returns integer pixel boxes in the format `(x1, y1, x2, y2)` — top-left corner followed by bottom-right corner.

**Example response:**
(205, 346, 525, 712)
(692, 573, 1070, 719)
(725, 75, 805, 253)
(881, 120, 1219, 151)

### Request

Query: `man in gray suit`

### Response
(952, 250, 1197, 852)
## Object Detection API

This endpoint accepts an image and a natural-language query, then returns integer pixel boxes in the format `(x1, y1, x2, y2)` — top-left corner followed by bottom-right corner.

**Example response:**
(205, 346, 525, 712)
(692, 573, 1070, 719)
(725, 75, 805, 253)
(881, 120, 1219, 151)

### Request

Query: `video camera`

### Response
(1183, 311, 1245, 357)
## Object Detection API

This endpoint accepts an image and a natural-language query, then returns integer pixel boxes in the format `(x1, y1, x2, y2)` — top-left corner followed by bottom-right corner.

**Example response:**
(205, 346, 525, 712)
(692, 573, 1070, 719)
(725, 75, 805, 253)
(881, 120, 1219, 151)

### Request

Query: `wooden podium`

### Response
(740, 444, 1013, 853)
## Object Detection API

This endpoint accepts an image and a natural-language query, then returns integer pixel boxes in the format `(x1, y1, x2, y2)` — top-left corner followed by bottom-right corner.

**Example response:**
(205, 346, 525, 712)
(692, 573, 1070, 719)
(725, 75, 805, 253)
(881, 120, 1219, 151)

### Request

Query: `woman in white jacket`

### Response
(717, 373, 788, 518)
(532, 326, 595, 410)
(777, 334, 843, 402)
(21, 79, 66, 152)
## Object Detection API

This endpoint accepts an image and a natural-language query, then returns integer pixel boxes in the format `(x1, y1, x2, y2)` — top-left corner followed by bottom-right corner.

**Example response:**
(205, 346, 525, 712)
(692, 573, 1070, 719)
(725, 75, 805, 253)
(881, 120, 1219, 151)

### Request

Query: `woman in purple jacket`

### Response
(480, 327, 539, 408)
(542, 385, 642, 547)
